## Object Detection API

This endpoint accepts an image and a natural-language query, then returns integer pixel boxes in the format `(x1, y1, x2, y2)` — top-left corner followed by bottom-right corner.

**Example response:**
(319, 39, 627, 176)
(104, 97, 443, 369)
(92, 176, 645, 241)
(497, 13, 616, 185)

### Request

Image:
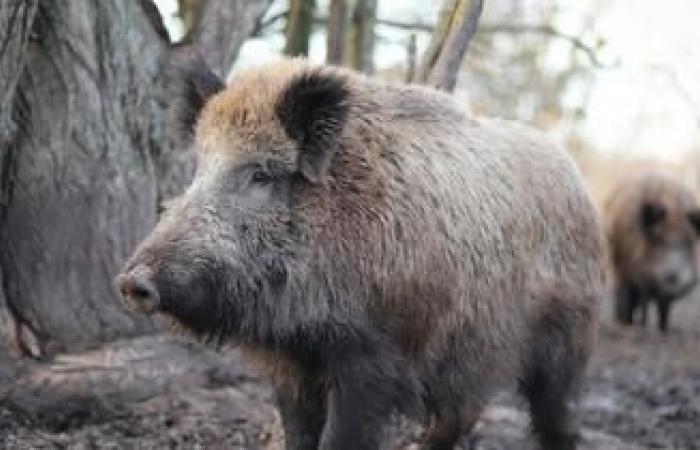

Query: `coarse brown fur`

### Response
(604, 171, 700, 332)
(118, 56, 605, 450)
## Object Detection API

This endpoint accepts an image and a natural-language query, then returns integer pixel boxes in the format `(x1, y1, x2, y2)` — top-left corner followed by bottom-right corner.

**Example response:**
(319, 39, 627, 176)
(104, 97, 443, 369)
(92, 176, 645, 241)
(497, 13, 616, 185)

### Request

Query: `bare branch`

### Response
(419, 0, 484, 92)
(479, 24, 612, 68)
(647, 65, 700, 128)
(253, 10, 288, 36)
(415, 0, 457, 84)
(252, 7, 608, 72)
(376, 17, 433, 33)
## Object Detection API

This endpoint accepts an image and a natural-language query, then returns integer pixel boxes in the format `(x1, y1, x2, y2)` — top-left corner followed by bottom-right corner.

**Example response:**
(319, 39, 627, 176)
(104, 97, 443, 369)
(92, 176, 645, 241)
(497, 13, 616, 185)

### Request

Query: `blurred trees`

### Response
(325, 0, 379, 73)
(348, 0, 377, 73)
(0, 0, 271, 357)
(326, 0, 348, 64)
(284, 0, 315, 56)
(461, 1, 606, 151)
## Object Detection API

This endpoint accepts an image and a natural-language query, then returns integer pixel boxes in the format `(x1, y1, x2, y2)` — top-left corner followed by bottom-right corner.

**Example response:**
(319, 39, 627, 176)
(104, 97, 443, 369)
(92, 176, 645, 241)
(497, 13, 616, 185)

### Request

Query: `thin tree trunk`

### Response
(284, 0, 315, 57)
(417, 0, 483, 92)
(406, 33, 417, 82)
(349, 0, 376, 73)
(326, 0, 347, 65)
(0, 0, 270, 357)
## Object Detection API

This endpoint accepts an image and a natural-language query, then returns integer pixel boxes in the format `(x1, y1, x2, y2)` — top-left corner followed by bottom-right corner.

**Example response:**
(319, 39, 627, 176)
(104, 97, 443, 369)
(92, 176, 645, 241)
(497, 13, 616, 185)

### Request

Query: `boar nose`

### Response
(116, 269, 160, 314)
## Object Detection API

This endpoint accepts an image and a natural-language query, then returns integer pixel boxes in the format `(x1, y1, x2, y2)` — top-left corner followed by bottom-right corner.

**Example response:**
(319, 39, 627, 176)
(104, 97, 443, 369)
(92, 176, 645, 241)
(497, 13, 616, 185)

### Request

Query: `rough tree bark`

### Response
(416, 0, 483, 92)
(0, 0, 271, 357)
(326, 0, 347, 65)
(187, 0, 271, 77)
(284, 0, 315, 57)
(0, 0, 39, 357)
(349, 0, 377, 74)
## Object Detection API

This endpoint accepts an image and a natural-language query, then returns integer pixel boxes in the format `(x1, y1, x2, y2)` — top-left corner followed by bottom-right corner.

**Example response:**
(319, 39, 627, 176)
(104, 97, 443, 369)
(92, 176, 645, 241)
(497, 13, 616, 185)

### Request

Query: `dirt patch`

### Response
(1, 291, 699, 449)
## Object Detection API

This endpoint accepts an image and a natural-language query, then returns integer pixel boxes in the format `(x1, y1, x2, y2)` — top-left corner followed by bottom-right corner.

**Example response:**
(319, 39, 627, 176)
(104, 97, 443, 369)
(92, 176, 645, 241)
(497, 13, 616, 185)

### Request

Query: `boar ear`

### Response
(276, 69, 350, 183)
(169, 47, 225, 141)
(641, 202, 666, 231)
(687, 209, 700, 235)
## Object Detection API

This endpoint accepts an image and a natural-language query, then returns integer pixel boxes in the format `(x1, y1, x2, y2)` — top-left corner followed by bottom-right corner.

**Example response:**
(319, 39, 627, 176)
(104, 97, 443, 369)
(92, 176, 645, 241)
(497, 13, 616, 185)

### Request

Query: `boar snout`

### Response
(116, 266, 160, 314)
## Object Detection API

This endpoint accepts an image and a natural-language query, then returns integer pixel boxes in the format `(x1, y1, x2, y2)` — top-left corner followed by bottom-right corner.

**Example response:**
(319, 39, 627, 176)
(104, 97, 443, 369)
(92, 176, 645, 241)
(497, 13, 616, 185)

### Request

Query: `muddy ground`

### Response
(1, 291, 699, 450)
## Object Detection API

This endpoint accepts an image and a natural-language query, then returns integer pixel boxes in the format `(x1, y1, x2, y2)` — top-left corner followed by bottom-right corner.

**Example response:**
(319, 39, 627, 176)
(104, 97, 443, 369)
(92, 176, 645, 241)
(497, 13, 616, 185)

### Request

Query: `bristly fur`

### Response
(120, 58, 605, 450)
(275, 69, 351, 183)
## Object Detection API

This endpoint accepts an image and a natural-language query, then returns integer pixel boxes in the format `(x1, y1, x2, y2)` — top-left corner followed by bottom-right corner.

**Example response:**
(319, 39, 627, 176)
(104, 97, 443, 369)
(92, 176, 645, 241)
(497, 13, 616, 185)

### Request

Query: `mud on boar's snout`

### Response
(116, 265, 160, 314)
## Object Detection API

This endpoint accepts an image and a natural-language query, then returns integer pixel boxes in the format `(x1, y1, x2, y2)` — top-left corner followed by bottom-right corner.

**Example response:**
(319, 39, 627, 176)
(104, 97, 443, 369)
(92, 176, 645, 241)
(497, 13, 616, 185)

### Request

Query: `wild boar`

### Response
(117, 56, 604, 450)
(604, 171, 700, 332)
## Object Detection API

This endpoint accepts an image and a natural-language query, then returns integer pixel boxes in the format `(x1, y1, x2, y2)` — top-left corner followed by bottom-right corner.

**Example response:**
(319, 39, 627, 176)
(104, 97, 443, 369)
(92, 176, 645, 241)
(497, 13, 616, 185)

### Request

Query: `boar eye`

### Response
(251, 169, 272, 185)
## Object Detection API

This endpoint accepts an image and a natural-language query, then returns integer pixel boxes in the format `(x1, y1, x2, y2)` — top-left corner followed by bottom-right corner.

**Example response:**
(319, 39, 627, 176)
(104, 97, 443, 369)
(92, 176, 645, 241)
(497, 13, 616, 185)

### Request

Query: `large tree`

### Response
(0, 0, 271, 357)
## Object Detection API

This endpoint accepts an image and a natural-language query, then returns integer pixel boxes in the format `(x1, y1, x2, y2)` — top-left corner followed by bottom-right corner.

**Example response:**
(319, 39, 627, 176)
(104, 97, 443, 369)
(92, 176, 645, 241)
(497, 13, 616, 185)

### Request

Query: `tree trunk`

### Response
(0, 1, 37, 155)
(0, 0, 270, 357)
(417, 0, 483, 92)
(178, 0, 201, 35)
(326, 0, 347, 65)
(406, 33, 417, 82)
(189, 0, 272, 77)
(284, 0, 315, 57)
(349, 0, 377, 73)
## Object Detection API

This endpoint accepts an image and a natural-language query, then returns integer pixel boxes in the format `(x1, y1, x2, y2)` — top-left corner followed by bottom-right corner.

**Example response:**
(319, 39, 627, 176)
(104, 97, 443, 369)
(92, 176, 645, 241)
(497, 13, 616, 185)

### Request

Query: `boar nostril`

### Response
(116, 272, 160, 314)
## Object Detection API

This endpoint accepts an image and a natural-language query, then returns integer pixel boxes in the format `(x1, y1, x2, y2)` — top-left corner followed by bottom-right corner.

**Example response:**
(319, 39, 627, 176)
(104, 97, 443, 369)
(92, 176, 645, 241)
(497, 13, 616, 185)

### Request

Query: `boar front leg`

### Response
(318, 346, 416, 450)
(319, 371, 393, 450)
(276, 376, 327, 450)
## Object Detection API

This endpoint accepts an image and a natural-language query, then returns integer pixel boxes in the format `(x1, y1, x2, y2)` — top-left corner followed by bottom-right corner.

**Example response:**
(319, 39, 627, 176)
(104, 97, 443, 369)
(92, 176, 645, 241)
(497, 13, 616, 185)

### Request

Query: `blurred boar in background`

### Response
(605, 171, 700, 332)
(117, 55, 604, 450)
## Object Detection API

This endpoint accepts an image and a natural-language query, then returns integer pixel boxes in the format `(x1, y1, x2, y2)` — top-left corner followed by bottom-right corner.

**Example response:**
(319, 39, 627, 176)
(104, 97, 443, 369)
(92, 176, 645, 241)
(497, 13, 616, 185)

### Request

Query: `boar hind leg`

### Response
(521, 303, 591, 450)
(276, 376, 327, 450)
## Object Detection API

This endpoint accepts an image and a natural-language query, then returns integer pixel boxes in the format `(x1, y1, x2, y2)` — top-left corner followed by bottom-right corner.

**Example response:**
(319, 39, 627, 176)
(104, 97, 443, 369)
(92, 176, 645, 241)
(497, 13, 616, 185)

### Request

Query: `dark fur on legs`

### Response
(521, 367, 579, 450)
(657, 298, 671, 332)
(423, 404, 480, 450)
(520, 299, 592, 450)
(276, 376, 327, 450)
(317, 336, 424, 450)
(274, 327, 424, 450)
